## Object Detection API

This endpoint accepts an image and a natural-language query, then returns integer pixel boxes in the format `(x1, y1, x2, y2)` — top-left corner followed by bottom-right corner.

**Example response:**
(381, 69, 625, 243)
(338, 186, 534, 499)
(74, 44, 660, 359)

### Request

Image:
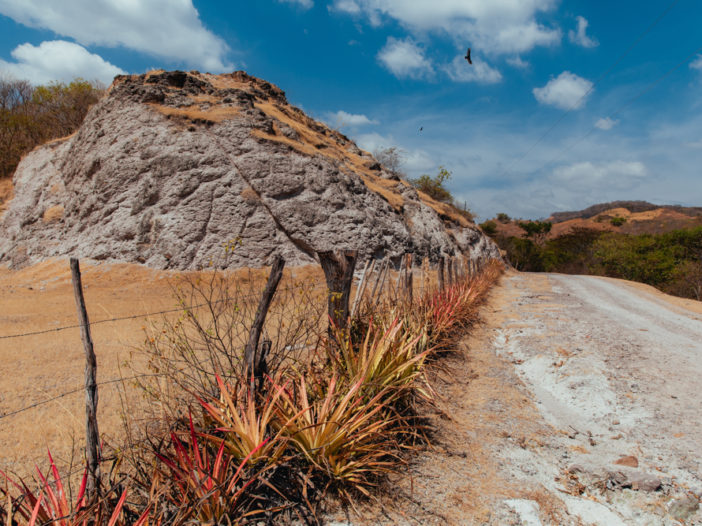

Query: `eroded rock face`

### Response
(0, 70, 500, 269)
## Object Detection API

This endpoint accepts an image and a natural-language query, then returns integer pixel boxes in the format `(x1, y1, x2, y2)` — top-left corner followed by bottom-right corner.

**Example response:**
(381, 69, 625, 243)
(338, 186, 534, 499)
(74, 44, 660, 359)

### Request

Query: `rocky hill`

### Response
(0, 70, 498, 269)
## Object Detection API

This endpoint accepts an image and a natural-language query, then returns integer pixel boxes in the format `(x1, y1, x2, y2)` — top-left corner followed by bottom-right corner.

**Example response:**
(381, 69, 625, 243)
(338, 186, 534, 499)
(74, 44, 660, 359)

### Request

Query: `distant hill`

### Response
(549, 201, 702, 223)
(483, 201, 702, 241)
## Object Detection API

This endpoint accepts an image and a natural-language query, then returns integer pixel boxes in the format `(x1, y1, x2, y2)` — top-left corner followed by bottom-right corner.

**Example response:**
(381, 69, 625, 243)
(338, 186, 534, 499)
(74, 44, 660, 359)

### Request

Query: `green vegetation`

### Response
(479, 219, 497, 236)
(497, 212, 511, 223)
(409, 166, 454, 204)
(0, 76, 103, 179)
(610, 216, 627, 227)
(517, 220, 552, 246)
(497, 226, 702, 300)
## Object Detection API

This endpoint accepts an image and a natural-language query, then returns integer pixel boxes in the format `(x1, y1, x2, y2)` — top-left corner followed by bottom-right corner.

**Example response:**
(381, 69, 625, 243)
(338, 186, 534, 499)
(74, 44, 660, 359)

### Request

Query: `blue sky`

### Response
(1, 0, 701, 220)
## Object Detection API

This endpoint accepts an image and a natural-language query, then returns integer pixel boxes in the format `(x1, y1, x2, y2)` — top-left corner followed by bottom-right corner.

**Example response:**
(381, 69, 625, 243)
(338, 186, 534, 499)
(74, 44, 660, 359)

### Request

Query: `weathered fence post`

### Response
(404, 253, 413, 305)
(70, 258, 100, 500)
(318, 250, 358, 331)
(371, 258, 389, 308)
(350, 258, 373, 320)
(244, 256, 285, 388)
(438, 255, 445, 291)
(446, 256, 454, 287)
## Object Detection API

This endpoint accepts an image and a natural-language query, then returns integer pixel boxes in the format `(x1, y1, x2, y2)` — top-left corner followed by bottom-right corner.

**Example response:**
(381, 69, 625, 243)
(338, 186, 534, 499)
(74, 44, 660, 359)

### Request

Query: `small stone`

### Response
(627, 472, 661, 492)
(614, 455, 638, 468)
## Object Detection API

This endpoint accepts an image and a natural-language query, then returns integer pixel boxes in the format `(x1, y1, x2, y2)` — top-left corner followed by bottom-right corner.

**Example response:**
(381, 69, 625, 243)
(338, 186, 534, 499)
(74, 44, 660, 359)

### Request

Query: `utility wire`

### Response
(0, 282, 328, 341)
(0, 374, 167, 421)
(496, 0, 682, 178)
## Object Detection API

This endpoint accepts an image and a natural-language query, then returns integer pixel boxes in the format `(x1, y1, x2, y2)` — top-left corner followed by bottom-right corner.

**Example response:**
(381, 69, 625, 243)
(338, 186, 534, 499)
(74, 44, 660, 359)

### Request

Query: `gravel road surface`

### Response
(347, 271, 702, 525)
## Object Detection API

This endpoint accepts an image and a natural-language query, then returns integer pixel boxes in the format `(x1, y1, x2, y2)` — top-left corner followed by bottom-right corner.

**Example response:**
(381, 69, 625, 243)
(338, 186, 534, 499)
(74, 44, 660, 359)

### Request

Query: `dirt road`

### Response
(349, 271, 702, 525)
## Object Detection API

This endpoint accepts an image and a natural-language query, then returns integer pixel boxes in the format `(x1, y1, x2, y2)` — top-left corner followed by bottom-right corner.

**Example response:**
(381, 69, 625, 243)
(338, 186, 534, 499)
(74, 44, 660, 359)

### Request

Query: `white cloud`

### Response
(685, 139, 702, 149)
(551, 161, 647, 191)
(506, 56, 529, 69)
(533, 71, 593, 110)
(356, 132, 392, 154)
(690, 54, 702, 70)
(377, 37, 433, 79)
(0, 40, 125, 85)
(278, 0, 313, 9)
(330, 0, 360, 14)
(595, 117, 619, 130)
(0, 0, 232, 71)
(331, 0, 561, 55)
(568, 16, 598, 48)
(325, 110, 378, 127)
(444, 55, 502, 84)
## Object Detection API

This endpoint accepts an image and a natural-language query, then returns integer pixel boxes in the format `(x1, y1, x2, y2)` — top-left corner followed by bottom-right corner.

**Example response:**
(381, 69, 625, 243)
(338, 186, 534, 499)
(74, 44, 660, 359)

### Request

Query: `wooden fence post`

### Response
(70, 258, 100, 501)
(318, 250, 358, 331)
(446, 257, 454, 287)
(404, 254, 413, 305)
(438, 255, 445, 291)
(350, 258, 373, 320)
(244, 256, 285, 387)
(372, 258, 389, 308)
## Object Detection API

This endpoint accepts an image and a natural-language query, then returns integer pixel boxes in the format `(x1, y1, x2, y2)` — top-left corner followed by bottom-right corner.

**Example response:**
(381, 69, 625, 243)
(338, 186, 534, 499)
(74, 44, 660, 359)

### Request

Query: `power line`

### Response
(496, 0, 682, 178)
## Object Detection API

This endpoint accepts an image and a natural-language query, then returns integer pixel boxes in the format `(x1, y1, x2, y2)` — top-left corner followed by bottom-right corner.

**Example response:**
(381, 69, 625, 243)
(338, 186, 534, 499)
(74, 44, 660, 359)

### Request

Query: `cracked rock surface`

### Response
(0, 70, 499, 269)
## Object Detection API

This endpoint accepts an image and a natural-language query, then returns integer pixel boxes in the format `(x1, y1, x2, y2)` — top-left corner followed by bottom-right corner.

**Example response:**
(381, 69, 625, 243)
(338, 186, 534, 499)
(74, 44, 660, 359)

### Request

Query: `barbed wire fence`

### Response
(0, 251, 487, 493)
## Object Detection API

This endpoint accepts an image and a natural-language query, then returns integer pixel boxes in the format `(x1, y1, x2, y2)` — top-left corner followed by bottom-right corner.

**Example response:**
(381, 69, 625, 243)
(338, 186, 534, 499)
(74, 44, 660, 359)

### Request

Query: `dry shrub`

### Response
(128, 267, 327, 428)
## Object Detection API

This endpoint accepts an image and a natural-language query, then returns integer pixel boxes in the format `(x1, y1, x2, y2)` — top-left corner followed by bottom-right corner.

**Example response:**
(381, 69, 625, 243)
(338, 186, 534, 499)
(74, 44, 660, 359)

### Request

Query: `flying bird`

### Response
(464, 48, 472, 65)
(419, 127, 423, 133)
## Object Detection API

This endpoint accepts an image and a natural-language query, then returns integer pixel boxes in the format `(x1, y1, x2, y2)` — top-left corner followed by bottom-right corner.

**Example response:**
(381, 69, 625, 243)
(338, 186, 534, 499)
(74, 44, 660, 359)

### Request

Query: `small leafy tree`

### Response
(479, 220, 497, 236)
(610, 216, 627, 227)
(497, 212, 511, 223)
(409, 166, 454, 204)
(517, 220, 552, 246)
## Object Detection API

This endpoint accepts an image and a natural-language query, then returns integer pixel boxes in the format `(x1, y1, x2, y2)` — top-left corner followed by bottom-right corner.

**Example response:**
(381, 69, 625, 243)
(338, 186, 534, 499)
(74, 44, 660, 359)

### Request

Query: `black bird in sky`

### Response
(465, 48, 472, 65)
(419, 127, 423, 133)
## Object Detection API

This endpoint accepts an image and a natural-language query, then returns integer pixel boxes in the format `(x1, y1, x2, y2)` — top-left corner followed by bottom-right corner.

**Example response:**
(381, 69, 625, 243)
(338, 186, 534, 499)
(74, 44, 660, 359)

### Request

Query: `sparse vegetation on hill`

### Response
(0, 77, 104, 179)
(549, 200, 702, 223)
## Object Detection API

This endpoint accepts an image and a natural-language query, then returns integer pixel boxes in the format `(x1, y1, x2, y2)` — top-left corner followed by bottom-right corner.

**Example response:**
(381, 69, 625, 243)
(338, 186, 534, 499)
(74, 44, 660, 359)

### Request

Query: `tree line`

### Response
(489, 222, 702, 300)
(0, 76, 104, 179)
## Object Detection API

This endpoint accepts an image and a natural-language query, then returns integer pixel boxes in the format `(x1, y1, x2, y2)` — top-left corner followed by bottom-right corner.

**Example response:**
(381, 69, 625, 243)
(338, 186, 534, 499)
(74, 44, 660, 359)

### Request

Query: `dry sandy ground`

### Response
(338, 270, 702, 525)
(0, 259, 324, 479)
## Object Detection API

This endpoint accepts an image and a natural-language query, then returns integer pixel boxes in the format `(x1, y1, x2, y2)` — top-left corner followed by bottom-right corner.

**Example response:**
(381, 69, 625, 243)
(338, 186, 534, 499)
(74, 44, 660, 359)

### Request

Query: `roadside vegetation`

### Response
(1, 259, 503, 524)
(491, 223, 702, 300)
(0, 76, 104, 179)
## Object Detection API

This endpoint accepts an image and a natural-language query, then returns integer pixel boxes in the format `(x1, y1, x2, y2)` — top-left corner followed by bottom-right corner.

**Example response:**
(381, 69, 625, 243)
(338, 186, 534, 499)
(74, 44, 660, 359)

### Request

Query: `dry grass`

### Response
(0, 178, 13, 217)
(149, 103, 240, 124)
(1, 257, 504, 523)
(42, 205, 64, 223)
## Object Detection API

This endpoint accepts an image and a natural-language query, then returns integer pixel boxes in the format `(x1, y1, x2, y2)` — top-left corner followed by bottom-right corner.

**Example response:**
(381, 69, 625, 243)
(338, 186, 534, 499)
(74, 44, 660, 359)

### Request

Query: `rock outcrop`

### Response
(0, 70, 499, 269)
